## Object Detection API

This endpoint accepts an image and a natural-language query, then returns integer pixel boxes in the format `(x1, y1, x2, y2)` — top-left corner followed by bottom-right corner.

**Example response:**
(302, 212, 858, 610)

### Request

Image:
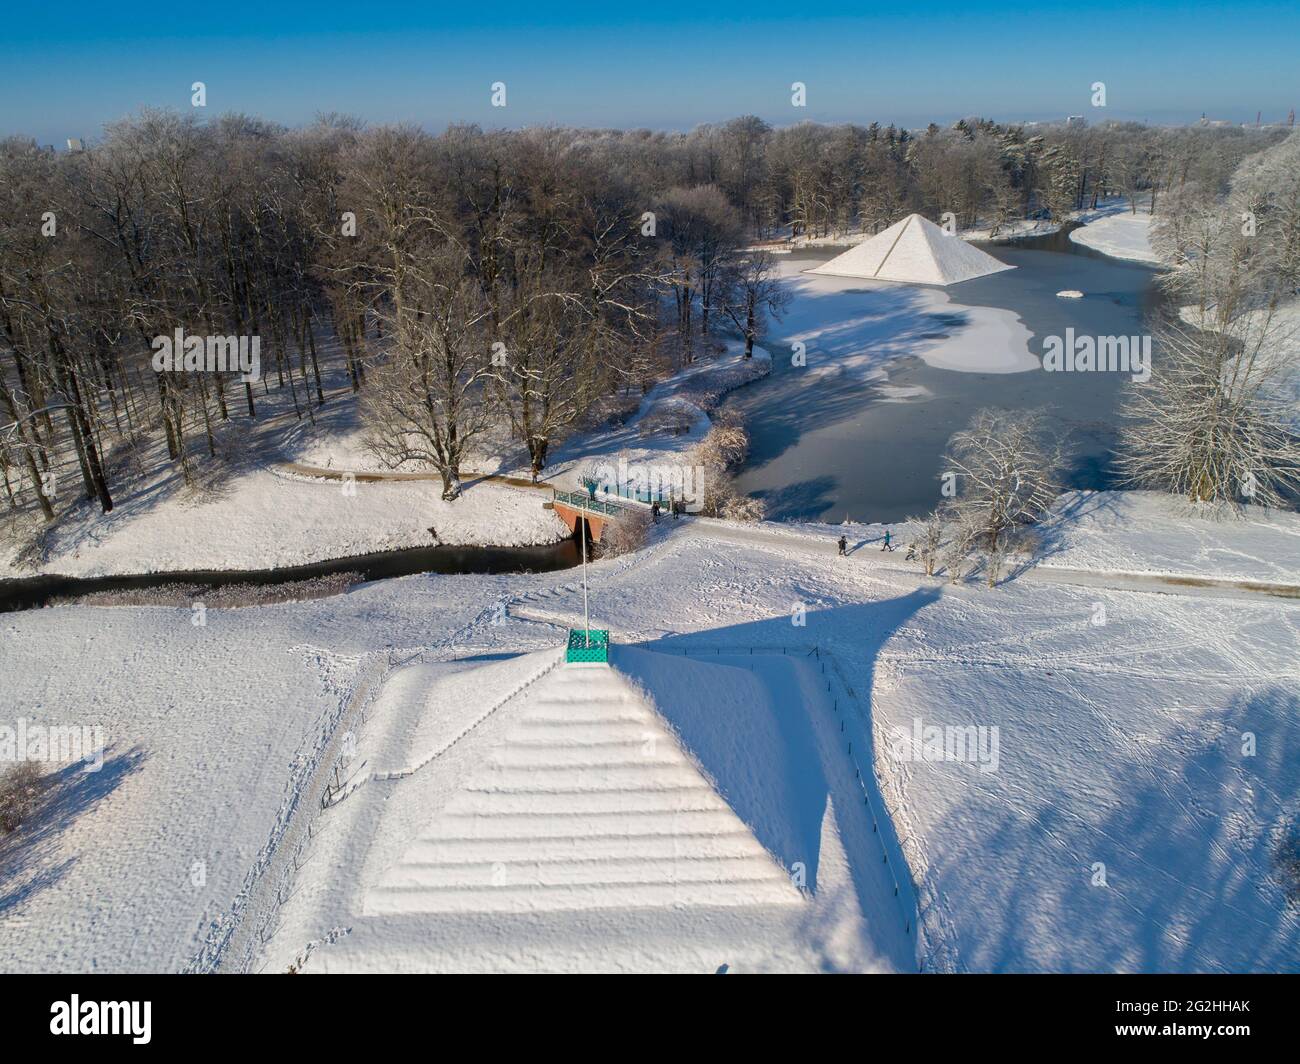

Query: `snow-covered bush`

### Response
(719, 491, 766, 522)
(909, 511, 946, 576)
(0, 761, 42, 834)
(943, 408, 1062, 549)
(684, 417, 763, 520)
(941, 518, 979, 584)
(600, 508, 651, 557)
(693, 410, 749, 469)
(638, 398, 705, 437)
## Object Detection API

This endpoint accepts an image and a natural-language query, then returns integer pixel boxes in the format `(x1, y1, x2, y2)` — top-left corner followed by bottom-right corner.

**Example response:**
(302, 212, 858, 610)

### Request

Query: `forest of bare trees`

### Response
(1, 110, 1285, 543)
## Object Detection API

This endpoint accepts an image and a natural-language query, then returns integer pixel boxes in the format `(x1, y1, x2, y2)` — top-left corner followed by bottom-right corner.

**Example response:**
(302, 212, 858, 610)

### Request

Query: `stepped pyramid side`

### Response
(364, 663, 803, 916)
(810, 213, 1014, 286)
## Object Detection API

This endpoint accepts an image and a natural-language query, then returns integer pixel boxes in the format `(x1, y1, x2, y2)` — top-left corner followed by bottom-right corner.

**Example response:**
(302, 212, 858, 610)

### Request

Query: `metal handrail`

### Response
(552, 489, 631, 517)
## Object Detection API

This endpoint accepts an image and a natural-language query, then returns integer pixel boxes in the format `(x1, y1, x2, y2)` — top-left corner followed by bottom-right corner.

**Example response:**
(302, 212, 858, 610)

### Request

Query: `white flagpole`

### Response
(581, 510, 590, 645)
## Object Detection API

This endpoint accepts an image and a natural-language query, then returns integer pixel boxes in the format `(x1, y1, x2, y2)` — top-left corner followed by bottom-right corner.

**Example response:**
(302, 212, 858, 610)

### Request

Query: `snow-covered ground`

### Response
(0, 604, 372, 971)
(6, 492, 1295, 972)
(1034, 490, 1300, 584)
(2, 469, 564, 579)
(1069, 200, 1159, 264)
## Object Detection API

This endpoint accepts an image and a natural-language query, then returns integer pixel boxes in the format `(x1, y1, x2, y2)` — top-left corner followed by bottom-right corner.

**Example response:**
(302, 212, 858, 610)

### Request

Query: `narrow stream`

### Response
(0, 537, 581, 613)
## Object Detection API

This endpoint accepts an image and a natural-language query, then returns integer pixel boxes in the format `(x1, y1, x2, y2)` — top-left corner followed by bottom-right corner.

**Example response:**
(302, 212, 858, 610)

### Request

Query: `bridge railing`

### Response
(552, 489, 636, 516)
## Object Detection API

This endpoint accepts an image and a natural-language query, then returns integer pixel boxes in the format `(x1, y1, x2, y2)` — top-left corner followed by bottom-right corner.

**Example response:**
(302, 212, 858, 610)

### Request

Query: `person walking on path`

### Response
(651, 500, 661, 523)
(838, 535, 848, 556)
(881, 529, 892, 551)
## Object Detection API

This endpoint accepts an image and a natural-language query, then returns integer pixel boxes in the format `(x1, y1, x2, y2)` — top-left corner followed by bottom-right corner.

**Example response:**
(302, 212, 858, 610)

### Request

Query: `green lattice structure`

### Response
(566, 628, 609, 664)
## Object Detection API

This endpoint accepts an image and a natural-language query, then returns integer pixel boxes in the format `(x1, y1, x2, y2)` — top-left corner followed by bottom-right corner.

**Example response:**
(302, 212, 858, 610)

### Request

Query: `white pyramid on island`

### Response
(810, 213, 1014, 286)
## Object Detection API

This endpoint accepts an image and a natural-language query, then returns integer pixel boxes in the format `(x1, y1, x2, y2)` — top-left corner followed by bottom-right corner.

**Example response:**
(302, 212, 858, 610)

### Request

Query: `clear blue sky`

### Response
(2, 1, 1297, 143)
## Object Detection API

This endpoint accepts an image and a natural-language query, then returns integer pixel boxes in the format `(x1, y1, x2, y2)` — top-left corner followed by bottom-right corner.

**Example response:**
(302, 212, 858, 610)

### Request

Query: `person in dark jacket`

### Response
(837, 535, 848, 556)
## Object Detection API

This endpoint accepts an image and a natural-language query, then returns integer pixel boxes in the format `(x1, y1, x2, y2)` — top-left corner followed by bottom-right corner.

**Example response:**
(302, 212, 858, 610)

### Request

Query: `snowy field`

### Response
(1, 469, 565, 579)
(1034, 490, 1300, 584)
(0, 604, 372, 970)
(5, 493, 1295, 972)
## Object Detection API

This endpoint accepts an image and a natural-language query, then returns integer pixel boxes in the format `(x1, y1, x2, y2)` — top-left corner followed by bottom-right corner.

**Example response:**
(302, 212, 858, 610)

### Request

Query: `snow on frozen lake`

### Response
(1069, 209, 1158, 264)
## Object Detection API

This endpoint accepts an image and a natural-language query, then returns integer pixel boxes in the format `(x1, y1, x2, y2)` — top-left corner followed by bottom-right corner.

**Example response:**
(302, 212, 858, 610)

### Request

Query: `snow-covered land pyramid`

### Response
(810, 213, 1014, 286)
(274, 645, 917, 972)
(364, 661, 802, 915)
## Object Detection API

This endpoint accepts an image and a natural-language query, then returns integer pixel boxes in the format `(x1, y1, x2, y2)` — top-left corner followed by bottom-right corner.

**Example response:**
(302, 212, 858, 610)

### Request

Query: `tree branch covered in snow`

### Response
(942, 408, 1063, 551)
(1119, 314, 1300, 510)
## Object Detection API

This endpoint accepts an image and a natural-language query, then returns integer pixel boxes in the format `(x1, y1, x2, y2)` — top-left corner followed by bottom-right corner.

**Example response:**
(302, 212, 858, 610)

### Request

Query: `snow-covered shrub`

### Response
(909, 511, 946, 576)
(693, 410, 749, 469)
(600, 508, 651, 557)
(943, 408, 1062, 549)
(675, 353, 771, 411)
(683, 414, 762, 520)
(0, 761, 42, 834)
(638, 398, 705, 437)
(719, 491, 766, 522)
(941, 518, 979, 583)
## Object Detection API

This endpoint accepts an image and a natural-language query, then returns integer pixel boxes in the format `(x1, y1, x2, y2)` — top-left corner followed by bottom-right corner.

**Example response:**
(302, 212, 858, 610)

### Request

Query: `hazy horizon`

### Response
(3, 0, 1297, 145)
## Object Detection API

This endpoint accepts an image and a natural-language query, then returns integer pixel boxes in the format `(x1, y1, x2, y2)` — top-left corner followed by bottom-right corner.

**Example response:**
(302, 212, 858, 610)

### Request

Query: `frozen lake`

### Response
(726, 228, 1163, 523)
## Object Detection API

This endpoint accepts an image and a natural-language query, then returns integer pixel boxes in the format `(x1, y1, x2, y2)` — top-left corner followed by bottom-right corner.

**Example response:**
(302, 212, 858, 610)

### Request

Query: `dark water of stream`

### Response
(0, 538, 581, 613)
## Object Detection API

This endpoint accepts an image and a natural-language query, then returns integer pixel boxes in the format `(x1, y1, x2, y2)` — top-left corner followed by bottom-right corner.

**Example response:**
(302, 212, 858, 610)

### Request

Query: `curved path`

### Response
(277, 460, 1300, 604)
(682, 518, 1300, 605)
(278, 461, 551, 491)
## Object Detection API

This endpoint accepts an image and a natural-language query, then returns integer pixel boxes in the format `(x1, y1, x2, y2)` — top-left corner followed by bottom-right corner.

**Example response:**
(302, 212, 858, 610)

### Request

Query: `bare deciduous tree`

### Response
(1119, 314, 1300, 510)
(943, 408, 1063, 551)
(721, 250, 788, 359)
